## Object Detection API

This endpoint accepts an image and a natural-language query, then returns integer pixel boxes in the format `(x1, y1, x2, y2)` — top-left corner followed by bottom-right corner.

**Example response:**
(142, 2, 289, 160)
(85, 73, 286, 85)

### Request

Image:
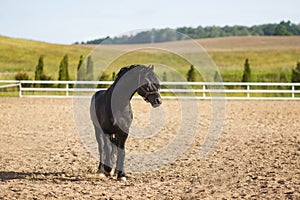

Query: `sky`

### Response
(1, 0, 300, 44)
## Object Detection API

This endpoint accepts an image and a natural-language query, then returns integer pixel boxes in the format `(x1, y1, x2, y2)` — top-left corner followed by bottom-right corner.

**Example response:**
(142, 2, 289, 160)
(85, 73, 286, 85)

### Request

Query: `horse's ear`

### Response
(150, 65, 154, 71)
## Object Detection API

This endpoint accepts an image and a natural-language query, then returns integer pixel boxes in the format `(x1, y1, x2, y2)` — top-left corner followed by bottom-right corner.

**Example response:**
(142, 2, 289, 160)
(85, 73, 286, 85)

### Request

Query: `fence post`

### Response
(292, 84, 295, 99)
(247, 84, 250, 98)
(203, 85, 206, 98)
(19, 81, 22, 97)
(66, 82, 69, 97)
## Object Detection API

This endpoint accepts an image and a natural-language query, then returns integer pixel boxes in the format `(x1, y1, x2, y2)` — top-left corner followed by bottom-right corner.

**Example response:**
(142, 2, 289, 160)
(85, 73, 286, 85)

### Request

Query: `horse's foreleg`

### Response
(116, 132, 128, 181)
(110, 134, 118, 175)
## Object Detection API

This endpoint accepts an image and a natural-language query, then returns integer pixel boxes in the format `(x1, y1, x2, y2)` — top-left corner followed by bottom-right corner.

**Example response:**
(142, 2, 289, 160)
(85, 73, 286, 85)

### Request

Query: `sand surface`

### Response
(0, 98, 299, 199)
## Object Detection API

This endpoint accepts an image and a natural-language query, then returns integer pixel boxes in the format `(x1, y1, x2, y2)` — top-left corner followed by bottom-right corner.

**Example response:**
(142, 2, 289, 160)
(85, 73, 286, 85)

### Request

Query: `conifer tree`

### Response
(58, 54, 69, 81)
(35, 55, 44, 81)
(214, 71, 222, 82)
(34, 55, 46, 87)
(187, 65, 196, 82)
(162, 72, 167, 82)
(242, 58, 251, 82)
(86, 55, 94, 81)
(77, 55, 85, 81)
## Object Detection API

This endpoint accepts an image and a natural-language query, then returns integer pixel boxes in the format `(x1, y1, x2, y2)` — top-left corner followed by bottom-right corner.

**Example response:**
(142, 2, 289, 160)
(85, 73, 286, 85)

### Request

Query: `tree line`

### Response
(240, 59, 300, 83)
(14, 54, 114, 86)
(15, 55, 300, 84)
(76, 21, 300, 45)
(15, 54, 72, 87)
(186, 59, 300, 83)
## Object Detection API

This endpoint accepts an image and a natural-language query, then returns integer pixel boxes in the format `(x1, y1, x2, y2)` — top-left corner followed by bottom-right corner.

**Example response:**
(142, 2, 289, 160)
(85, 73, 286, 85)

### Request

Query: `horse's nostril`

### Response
(155, 98, 162, 104)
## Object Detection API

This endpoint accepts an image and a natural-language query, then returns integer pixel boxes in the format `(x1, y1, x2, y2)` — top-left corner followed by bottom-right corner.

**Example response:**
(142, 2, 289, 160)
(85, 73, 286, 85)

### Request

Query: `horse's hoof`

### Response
(98, 173, 106, 178)
(118, 176, 126, 182)
(116, 170, 126, 181)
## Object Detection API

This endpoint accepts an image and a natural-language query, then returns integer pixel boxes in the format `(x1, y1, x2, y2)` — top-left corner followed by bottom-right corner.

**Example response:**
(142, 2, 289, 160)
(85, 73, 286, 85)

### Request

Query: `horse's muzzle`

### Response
(151, 97, 162, 108)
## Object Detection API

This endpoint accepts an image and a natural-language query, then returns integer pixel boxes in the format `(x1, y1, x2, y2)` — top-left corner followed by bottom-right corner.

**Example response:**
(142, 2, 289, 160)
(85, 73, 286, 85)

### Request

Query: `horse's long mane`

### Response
(109, 64, 157, 94)
(114, 65, 139, 83)
(113, 64, 154, 83)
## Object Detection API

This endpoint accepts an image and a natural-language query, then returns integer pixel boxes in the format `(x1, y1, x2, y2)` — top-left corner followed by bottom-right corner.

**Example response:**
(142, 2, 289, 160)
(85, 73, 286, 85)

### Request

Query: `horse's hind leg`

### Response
(94, 125, 105, 175)
(102, 133, 115, 176)
(94, 127, 114, 176)
(91, 96, 107, 176)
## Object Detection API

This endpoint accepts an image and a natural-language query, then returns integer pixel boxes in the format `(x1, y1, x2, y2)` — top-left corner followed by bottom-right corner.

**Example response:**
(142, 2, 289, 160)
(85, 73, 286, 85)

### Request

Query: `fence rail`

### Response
(0, 80, 300, 100)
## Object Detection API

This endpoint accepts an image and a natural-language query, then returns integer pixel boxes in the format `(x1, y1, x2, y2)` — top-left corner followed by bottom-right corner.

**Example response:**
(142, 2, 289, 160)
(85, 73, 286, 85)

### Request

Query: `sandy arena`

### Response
(0, 98, 299, 199)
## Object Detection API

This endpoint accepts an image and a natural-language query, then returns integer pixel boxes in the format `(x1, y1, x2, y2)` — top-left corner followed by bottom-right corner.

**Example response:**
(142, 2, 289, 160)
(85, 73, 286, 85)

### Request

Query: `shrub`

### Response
(97, 71, 111, 88)
(291, 61, 300, 83)
(15, 71, 29, 80)
(15, 71, 31, 88)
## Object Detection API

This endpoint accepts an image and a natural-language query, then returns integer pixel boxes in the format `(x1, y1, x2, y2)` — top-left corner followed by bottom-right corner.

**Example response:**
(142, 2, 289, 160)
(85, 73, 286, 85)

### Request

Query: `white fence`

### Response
(1, 80, 300, 100)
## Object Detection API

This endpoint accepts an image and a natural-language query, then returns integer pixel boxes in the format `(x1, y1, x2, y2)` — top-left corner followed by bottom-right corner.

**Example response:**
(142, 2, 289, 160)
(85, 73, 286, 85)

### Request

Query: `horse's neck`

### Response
(107, 68, 142, 111)
(106, 84, 134, 110)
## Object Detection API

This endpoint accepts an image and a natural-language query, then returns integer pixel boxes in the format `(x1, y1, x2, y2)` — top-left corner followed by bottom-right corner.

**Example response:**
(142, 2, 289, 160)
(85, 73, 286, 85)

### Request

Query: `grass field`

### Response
(1, 35, 300, 82)
(0, 36, 91, 80)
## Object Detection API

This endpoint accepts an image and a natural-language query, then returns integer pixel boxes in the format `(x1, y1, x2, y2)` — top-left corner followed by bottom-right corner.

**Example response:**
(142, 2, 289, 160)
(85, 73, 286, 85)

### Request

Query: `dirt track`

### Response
(0, 98, 299, 199)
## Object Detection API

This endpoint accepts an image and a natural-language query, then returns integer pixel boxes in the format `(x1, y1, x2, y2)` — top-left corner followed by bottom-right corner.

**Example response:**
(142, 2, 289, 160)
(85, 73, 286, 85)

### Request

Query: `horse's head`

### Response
(137, 66, 162, 108)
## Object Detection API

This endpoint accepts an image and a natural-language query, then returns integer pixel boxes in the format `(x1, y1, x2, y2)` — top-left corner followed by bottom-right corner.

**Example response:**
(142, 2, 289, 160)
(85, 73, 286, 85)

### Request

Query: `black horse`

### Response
(90, 65, 162, 181)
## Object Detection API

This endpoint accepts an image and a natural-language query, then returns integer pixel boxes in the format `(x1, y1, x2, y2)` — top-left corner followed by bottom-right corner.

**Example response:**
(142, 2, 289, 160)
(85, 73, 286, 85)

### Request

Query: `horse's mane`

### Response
(114, 65, 137, 82)
(114, 64, 151, 83)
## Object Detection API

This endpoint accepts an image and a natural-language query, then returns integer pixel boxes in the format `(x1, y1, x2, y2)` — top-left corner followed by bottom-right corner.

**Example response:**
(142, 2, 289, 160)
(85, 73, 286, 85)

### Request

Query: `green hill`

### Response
(200, 36, 300, 81)
(0, 35, 92, 80)
(1, 35, 300, 82)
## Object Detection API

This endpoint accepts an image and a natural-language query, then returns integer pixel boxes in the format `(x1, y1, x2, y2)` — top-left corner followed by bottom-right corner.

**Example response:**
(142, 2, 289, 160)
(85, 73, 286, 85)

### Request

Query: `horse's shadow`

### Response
(0, 171, 84, 182)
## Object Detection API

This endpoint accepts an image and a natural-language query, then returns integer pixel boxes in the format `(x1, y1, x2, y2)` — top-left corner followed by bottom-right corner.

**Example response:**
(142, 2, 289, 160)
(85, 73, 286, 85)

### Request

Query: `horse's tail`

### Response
(90, 94, 98, 126)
